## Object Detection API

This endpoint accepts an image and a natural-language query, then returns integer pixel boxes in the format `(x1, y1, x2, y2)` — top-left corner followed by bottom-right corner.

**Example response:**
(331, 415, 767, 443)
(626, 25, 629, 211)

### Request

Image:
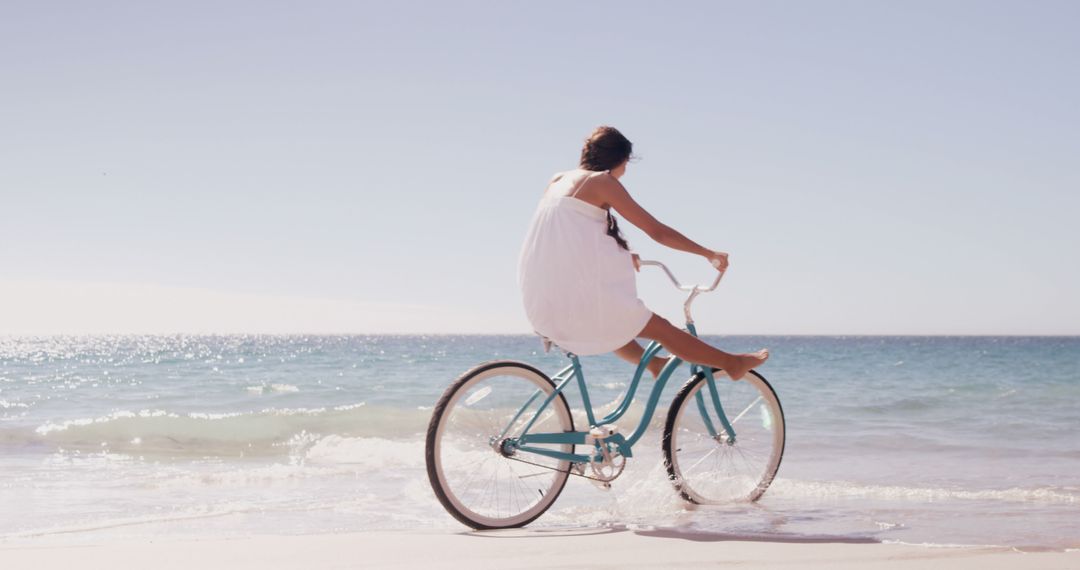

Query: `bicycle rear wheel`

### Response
(425, 361, 574, 529)
(663, 369, 785, 504)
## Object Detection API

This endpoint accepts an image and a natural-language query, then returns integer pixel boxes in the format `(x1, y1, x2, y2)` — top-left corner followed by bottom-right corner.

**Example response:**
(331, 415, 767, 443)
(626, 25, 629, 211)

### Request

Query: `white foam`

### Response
(245, 383, 301, 395)
(154, 463, 356, 488)
(304, 435, 424, 470)
(13, 402, 440, 456)
(36, 409, 178, 435)
(771, 479, 1080, 505)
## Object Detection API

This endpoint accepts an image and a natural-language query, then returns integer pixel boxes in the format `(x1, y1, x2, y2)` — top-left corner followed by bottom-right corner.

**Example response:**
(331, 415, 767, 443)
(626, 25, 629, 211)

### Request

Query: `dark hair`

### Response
(579, 126, 634, 250)
(580, 126, 633, 171)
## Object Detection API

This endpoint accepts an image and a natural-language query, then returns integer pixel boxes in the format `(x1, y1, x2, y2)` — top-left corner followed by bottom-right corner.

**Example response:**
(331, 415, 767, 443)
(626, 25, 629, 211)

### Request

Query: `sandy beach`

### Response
(4, 529, 1078, 570)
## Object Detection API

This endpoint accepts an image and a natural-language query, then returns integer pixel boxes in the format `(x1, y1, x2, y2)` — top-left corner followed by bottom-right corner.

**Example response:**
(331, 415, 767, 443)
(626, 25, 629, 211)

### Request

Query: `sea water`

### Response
(1, 335, 1077, 549)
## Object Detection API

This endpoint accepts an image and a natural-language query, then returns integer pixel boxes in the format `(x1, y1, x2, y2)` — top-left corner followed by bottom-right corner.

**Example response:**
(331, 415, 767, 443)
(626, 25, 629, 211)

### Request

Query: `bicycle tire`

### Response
(425, 360, 575, 529)
(662, 369, 785, 504)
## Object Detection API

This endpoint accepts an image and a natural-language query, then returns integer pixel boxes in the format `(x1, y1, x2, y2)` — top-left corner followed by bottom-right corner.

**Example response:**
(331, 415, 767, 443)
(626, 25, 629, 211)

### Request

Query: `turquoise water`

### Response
(1, 335, 1077, 548)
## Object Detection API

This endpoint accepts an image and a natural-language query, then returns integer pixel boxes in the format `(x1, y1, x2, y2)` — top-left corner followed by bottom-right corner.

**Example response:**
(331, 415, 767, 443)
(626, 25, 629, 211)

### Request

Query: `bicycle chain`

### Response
(504, 455, 609, 482)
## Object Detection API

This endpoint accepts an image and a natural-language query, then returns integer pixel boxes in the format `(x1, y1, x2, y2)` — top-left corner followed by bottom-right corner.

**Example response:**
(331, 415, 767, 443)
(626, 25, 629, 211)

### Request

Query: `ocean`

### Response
(1, 335, 1077, 550)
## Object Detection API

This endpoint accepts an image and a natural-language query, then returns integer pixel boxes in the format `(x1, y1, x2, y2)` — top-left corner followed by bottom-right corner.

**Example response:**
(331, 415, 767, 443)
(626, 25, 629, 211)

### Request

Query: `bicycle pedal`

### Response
(587, 424, 619, 444)
(589, 424, 618, 437)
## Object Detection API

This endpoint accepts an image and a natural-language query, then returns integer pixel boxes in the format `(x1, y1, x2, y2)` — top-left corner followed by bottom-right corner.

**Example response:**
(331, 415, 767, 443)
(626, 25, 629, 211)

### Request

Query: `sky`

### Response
(1, 1, 1077, 335)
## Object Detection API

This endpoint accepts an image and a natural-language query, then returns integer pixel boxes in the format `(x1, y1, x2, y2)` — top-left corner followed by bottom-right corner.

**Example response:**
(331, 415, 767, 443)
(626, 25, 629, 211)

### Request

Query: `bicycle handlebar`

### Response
(638, 259, 725, 293)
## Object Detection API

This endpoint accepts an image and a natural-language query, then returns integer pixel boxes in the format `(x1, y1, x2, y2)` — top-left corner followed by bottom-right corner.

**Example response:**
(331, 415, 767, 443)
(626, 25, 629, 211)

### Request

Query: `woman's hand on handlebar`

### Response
(707, 250, 729, 271)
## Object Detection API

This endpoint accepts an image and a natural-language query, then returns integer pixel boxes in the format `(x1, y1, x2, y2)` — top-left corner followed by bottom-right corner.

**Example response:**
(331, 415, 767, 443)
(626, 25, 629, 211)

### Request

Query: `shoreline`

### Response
(3, 529, 1077, 570)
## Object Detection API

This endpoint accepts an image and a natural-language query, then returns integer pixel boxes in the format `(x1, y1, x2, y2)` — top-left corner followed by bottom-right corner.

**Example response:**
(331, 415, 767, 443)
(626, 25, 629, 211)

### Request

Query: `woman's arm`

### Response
(600, 175, 728, 269)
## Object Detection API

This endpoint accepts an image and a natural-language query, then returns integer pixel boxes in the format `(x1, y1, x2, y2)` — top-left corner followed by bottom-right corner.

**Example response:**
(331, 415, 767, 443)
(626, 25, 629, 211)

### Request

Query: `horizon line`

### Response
(2, 332, 1078, 338)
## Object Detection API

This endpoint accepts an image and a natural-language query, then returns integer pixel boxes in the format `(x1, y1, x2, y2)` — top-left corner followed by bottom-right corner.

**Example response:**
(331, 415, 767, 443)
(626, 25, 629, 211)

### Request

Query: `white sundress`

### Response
(517, 169, 653, 356)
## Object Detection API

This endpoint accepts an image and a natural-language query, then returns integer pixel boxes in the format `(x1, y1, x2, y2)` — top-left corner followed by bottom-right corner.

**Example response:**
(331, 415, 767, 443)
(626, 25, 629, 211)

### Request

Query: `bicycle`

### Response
(425, 260, 785, 529)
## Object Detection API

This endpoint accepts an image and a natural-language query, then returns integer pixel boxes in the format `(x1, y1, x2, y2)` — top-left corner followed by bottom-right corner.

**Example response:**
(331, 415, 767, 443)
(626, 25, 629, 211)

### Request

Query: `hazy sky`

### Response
(2, 1, 1077, 334)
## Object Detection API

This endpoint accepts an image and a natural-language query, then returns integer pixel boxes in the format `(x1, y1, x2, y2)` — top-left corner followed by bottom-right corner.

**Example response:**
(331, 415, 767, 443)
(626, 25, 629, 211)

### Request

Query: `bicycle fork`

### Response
(686, 323, 737, 445)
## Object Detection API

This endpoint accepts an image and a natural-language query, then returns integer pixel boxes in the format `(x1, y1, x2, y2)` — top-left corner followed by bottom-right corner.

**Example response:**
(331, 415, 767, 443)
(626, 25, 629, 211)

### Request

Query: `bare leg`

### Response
(613, 340, 670, 379)
(637, 314, 768, 380)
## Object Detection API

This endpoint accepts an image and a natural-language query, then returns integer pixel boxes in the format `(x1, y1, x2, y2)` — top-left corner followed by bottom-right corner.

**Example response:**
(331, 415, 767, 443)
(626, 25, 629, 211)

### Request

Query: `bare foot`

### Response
(648, 355, 671, 379)
(722, 349, 769, 380)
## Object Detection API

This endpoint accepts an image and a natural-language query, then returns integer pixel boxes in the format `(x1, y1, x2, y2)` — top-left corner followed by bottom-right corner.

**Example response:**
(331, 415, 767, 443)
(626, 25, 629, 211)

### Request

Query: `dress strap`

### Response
(567, 171, 595, 198)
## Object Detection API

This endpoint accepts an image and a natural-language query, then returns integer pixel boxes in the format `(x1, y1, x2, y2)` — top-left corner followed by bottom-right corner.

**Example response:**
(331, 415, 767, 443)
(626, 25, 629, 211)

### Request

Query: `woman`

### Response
(518, 126, 768, 380)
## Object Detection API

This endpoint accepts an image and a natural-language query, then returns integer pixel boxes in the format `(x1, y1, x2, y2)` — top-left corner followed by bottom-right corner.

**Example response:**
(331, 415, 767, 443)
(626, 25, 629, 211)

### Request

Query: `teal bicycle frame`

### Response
(499, 260, 739, 466)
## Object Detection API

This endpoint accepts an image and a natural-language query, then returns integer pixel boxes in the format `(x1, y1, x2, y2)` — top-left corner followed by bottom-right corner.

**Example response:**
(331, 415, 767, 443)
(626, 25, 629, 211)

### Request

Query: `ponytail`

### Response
(606, 211, 630, 250)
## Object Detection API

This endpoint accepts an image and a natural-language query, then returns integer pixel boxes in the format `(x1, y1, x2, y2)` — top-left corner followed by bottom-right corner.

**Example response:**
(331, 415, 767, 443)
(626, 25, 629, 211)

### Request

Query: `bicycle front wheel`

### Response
(663, 369, 785, 504)
(425, 361, 574, 529)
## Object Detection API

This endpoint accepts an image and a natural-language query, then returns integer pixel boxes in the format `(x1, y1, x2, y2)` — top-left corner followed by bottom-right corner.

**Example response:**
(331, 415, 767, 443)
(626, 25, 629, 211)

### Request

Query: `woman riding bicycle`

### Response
(518, 126, 768, 380)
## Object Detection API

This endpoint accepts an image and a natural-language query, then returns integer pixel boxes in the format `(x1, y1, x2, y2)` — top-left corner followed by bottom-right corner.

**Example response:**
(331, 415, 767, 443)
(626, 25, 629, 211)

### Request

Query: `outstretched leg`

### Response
(637, 314, 768, 380)
(613, 340, 670, 379)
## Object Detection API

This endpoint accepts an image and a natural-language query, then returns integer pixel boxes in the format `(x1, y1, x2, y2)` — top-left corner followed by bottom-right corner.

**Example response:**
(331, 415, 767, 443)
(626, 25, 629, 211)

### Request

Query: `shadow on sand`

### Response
(463, 524, 878, 544)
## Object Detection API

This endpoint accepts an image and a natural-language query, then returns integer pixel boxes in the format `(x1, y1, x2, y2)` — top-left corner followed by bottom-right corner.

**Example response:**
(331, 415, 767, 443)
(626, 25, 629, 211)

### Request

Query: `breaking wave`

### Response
(1, 403, 432, 456)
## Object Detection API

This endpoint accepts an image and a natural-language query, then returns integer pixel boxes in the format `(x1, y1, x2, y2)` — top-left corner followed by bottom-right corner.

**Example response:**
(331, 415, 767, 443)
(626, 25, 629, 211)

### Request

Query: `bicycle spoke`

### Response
(682, 446, 719, 476)
(728, 396, 763, 425)
(665, 374, 784, 504)
(429, 364, 573, 528)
